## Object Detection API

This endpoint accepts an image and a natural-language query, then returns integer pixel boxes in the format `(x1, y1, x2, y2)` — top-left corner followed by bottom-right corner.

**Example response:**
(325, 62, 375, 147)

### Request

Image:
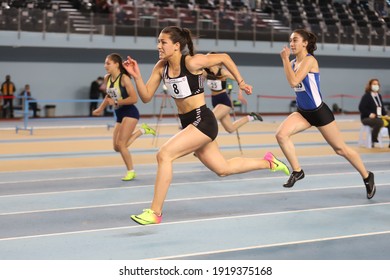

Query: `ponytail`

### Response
(293, 29, 317, 56)
(161, 26, 196, 56)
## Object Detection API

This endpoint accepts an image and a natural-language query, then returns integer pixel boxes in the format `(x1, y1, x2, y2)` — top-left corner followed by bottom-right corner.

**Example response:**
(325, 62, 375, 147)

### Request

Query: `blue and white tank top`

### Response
(292, 55, 323, 110)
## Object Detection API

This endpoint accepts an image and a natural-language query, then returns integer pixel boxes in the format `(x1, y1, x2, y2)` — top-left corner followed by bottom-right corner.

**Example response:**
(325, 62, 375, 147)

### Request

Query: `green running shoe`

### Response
(131, 209, 162, 225)
(141, 123, 156, 136)
(122, 170, 136, 181)
(264, 152, 290, 176)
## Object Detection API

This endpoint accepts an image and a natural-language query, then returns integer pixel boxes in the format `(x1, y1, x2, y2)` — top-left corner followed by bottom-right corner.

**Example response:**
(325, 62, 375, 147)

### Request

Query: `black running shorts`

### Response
(211, 91, 233, 108)
(115, 104, 140, 123)
(297, 102, 335, 127)
(179, 105, 218, 140)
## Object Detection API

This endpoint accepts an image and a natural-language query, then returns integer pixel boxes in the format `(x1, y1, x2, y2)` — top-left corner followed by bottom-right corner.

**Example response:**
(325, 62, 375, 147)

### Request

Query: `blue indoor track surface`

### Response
(0, 116, 389, 260)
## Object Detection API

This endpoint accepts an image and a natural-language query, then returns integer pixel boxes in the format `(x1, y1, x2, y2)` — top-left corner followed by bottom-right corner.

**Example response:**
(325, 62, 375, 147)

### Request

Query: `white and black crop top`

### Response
(162, 55, 204, 99)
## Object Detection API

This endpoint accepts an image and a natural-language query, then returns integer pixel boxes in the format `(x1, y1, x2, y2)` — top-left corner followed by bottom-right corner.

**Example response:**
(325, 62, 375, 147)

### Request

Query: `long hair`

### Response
(161, 26, 195, 56)
(364, 78, 380, 93)
(293, 29, 317, 56)
(106, 53, 130, 77)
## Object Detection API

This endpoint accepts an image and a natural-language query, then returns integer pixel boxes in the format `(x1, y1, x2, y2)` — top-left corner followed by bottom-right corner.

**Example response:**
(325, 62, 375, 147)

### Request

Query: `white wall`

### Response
(1, 31, 390, 116)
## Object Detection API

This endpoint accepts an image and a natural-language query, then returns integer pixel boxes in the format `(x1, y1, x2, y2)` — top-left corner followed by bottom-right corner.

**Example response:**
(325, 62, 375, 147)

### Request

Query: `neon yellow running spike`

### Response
(122, 171, 136, 181)
(263, 152, 290, 176)
(141, 123, 156, 136)
(131, 209, 162, 225)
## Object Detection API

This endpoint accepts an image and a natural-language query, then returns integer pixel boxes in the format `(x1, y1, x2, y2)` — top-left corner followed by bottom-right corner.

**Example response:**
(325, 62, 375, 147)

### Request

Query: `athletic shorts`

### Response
(179, 105, 218, 140)
(297, 102, 335, 127)
(211, 91, 232, 108)
(115, 104, 140, 123)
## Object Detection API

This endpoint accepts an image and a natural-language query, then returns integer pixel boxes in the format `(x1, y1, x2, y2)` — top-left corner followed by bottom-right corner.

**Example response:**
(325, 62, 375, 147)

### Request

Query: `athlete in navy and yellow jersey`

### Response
(92, 53, 156, 181)
(277, 29, 375, 199)
(122, 26, 290, 225)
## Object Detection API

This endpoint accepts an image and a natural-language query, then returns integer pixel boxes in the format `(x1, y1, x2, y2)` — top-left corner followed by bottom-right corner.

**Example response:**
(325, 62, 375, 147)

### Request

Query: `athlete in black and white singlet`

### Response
(162, 54, 204, 99)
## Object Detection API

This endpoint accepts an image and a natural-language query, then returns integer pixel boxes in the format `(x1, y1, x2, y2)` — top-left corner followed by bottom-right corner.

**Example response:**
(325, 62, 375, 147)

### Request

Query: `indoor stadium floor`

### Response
(0, 115, 389, 260)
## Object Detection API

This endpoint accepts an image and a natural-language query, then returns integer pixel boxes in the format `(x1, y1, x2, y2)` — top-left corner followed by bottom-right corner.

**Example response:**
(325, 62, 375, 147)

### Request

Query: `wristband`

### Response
(238, 79, 244, 85)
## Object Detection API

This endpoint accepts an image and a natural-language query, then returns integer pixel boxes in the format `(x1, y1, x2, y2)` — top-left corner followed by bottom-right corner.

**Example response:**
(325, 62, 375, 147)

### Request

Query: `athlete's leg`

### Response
(113, 117, 138, 171)
(318, 121, 369, 178)
(126, 123, 156, 147)
(275, 112, 311, 171)
(213, 104, 249, 133)
(149, 124, 213, 215)
(195, 141, 271, 177)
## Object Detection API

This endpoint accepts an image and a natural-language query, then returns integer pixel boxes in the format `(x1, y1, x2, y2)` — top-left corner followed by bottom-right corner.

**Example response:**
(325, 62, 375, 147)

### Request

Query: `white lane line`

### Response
(1, 169, 389, 199)
(1, 202, 390, 242)
(153, 230, 390, 260)
(0, 183, 389, 216)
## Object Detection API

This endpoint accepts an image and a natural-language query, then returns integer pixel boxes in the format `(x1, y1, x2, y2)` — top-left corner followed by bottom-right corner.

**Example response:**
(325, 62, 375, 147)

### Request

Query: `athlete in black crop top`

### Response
(163, 54, 204, 99)
(123, 26, 290, 225)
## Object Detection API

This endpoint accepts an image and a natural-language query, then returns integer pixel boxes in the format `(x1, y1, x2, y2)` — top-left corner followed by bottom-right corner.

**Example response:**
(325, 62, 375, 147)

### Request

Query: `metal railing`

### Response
(1, 5, 388, 49)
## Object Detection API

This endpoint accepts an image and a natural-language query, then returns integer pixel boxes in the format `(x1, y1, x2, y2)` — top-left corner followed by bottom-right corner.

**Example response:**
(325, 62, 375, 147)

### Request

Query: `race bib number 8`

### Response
(165, 76, 192, 99)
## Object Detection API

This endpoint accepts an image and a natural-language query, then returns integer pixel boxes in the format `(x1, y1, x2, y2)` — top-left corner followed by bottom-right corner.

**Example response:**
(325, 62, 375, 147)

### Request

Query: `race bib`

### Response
(293, 82, 306, 92)
(106, 87, 120, 101)
(207, 79, 223, 91)
(165, 76, 192, 99)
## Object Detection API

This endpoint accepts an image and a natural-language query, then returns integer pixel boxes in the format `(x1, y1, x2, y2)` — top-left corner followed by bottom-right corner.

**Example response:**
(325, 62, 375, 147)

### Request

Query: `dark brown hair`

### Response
(292, 29, 317, 56)
(106, 53, 130, 76)
(161, 26, 195, 56)
(364, 78, 380, 93)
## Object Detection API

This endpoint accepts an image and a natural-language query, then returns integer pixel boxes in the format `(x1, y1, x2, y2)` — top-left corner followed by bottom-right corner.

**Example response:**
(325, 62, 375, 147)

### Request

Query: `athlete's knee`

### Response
(333, 146, 347, 157)
(214, 167, 230, 177)
(275, 130, 288, 143)
(113, 140, 126, 152)
(224, 127, 235, 134)
(113, 144, 120, 152)
(156, 147, 174, 163)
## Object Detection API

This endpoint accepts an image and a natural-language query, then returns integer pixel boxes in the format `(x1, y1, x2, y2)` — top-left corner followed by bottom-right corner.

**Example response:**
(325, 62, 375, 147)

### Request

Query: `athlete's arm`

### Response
(123, 56, 163, 103)
(187, 53, 252, 94)
(281, 46, 317, 87)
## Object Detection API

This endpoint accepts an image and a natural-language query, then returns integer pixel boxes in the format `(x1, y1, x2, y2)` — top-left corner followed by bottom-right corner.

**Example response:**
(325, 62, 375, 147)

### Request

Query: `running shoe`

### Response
(131, 209, 162, 225)
(249, 112, 263, 121)
(263, 152, 290, 175)
(283, 169, 305, 188)
(141, 123, 156, 136)
(364, 171, 376, 199)
(122, 170, 136, 181)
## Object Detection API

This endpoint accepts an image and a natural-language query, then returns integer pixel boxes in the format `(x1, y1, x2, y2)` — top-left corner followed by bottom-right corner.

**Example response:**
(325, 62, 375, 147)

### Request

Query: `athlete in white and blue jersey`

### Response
(277, 29, 376, 199)
(292, 55, 323, 111)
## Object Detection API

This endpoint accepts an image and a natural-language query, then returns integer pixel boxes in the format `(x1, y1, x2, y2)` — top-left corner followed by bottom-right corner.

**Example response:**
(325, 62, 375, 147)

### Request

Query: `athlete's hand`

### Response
(123, 56, 141, 79)
(280, 46, 291, 60)
(92, 108, 102, 116)
(239, 82, 252, 95)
